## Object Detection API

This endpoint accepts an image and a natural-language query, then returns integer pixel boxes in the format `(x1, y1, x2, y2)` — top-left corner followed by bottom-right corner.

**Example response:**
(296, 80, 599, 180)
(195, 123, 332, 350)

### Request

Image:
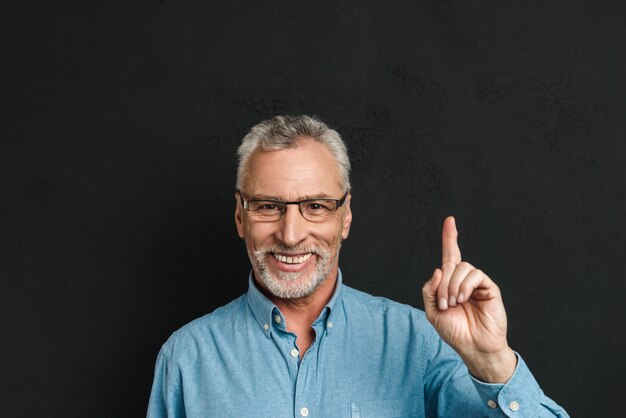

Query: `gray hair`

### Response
(236, 115, 351, 192)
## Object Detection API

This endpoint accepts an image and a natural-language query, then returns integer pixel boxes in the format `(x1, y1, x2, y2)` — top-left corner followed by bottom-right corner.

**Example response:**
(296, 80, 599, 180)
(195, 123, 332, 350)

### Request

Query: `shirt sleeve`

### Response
(146, 343, 186, 418)
(469, 352, 570, 417)
(422, 323, 569, 417)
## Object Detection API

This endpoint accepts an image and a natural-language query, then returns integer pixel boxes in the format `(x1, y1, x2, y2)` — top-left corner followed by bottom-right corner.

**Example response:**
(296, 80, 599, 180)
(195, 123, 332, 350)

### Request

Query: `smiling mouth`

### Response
(272, 253, 313, 264)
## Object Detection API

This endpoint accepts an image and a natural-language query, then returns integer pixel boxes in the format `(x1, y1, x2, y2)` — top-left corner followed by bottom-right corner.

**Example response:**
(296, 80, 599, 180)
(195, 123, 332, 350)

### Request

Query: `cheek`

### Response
(315, 222, 344, 245)
(244, 223, 276, 248)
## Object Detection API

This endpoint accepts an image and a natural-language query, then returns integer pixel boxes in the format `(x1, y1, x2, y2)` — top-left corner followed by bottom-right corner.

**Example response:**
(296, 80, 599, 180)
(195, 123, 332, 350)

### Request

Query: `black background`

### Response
(2, 1, 625, 417)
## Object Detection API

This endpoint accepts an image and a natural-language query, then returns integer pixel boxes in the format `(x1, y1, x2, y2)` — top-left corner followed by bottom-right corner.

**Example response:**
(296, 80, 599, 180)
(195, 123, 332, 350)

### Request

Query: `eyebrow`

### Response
(248, 193, 336, 201)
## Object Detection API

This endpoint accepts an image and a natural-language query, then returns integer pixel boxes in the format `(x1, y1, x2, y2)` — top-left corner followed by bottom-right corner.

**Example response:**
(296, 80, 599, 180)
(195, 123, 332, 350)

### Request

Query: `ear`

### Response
(341, 193, 352, 240)
(235, 192, 245, 238)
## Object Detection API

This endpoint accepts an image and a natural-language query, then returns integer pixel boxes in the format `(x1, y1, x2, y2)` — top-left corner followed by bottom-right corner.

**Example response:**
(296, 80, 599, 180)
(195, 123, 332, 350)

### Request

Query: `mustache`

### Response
(254, 245, 329, 257)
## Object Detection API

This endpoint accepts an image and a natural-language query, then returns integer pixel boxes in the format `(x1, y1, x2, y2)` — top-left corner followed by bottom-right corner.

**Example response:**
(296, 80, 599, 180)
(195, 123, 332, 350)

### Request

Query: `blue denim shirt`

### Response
(147, 270, 569, 417)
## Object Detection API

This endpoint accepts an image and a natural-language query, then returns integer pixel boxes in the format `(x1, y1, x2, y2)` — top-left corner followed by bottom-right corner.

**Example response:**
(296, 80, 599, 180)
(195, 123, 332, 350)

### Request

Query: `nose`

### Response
(276, 204, 308, 247)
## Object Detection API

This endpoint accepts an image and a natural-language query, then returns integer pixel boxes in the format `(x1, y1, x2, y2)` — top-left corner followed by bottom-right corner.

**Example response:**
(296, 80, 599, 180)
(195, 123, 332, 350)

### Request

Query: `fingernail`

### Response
(457, 293, 464, 303)
(449, 295, 456, 306)
(439, 298, 448, 310)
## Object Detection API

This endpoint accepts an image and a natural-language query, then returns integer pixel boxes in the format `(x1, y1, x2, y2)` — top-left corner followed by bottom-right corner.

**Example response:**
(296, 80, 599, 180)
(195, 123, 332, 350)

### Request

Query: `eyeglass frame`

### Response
(235, 190, 349, 222)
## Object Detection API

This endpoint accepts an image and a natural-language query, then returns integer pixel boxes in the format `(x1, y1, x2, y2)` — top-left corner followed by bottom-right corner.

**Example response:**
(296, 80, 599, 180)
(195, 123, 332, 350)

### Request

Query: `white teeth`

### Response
(274, 253, 313, 264)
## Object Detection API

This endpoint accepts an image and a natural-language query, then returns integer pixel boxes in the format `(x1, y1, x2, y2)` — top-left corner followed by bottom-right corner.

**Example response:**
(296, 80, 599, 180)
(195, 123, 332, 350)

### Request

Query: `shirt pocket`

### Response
(350, 396, 422, 418)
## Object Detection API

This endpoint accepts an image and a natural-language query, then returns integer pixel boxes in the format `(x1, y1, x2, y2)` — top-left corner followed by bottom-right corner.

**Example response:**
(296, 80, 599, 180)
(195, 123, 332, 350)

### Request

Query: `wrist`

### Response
(461, 347, 517, 384)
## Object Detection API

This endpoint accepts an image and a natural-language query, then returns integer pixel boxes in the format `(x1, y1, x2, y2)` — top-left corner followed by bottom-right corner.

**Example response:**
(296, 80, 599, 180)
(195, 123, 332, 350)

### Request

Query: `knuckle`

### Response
(460, 261, 474, 270)
(442, 262, 456, 271)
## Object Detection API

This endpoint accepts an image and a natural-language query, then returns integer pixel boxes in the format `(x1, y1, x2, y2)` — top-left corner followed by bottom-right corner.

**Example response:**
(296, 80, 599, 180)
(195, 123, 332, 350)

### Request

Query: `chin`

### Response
(249, 242, 341, 299)
(258, 268, 325, 299)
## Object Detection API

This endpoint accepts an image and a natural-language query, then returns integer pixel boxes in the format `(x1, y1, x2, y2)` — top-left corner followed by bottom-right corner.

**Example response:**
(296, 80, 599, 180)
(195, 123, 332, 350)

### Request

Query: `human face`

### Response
(235, 137, 352, 300)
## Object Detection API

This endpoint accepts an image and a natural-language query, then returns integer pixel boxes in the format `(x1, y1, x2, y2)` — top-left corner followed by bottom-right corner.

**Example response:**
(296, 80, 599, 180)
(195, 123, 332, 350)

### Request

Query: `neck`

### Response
(267, 269, 338, 355)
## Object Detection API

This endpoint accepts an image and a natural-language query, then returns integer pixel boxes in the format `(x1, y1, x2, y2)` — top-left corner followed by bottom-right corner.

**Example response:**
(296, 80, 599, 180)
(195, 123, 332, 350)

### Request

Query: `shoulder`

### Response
(338, 285, 441, 355)
(341, 285, 429, 324)
(160, 294, 248, 355)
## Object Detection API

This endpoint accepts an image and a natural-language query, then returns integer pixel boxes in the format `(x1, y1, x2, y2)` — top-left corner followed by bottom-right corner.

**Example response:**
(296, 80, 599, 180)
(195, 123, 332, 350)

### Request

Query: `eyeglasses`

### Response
(237, 191, 348, 223)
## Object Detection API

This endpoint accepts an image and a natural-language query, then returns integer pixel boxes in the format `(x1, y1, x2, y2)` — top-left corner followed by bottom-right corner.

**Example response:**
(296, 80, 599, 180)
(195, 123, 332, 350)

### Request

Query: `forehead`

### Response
(246, 138, 343, 198)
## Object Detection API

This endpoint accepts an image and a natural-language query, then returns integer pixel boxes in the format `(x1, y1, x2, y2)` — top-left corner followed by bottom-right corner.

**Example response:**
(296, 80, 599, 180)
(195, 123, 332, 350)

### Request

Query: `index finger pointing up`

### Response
(442, 215, 462, 265)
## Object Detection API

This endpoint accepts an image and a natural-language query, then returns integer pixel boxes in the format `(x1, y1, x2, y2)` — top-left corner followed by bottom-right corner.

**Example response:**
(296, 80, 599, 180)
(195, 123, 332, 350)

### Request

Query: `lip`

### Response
(269, 252, 316, 273)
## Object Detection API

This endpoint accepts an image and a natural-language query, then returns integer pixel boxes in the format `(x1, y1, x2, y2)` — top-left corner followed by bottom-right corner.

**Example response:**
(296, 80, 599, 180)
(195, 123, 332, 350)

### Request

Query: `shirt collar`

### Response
(245, 269, 344, 338)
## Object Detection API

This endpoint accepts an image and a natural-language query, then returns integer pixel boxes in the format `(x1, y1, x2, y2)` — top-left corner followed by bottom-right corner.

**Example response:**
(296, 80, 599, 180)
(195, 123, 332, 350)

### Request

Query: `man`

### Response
(147, 115, 569, 417)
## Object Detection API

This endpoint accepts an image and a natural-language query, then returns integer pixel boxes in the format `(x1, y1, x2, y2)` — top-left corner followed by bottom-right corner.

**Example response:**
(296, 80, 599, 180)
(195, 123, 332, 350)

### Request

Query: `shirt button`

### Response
(274, 315, 282, 323)
(263, 323, 269, 331)
(327, 321, 333, 329)
(290, 348, 299, 358)
(487, 400, 497, 409)
(509, 401, 520, 411)
(300, 407, 309, 416)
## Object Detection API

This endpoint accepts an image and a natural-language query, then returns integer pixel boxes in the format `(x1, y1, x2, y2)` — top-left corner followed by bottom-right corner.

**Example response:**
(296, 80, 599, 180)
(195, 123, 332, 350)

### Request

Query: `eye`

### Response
(304, 201, 332, 212)
(256, 202, 283, 212)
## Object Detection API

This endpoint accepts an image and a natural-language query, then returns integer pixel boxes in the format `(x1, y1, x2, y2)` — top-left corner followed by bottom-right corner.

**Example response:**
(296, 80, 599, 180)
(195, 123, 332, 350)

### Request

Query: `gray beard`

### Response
(250, 242, 341, 299)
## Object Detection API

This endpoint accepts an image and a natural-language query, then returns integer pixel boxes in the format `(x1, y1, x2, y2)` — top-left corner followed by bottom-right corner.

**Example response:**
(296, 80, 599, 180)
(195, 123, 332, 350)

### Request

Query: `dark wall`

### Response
(2, 1, 624, 416)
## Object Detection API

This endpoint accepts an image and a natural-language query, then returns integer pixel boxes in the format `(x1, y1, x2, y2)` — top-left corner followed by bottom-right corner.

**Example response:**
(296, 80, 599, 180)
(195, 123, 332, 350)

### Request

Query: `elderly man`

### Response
(147, 115, 569, 417)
